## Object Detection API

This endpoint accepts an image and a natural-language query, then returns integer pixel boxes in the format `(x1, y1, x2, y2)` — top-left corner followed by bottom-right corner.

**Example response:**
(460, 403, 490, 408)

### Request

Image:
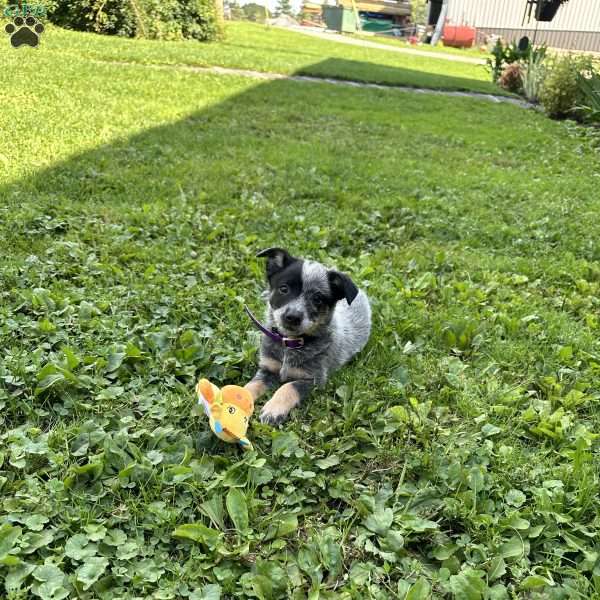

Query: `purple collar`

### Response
(244, 305, 304, 349)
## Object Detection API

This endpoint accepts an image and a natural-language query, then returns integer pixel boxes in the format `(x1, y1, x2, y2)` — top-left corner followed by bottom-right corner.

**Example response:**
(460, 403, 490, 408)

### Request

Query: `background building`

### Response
(427, 0, 600, 52)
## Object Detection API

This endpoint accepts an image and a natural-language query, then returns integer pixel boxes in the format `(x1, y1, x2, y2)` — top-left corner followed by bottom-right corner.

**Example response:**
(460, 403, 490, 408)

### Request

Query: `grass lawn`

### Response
(2, 21, 600, 600)
(39, 21, 502, 95)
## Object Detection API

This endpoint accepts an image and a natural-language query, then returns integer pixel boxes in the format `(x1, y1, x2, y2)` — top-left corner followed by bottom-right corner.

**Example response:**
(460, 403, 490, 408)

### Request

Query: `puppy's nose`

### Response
(283, 310, 302, 328)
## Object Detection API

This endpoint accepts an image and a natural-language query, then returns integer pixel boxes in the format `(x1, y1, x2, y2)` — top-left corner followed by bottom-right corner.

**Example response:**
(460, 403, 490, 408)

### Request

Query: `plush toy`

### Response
(196, 379, 254, 451)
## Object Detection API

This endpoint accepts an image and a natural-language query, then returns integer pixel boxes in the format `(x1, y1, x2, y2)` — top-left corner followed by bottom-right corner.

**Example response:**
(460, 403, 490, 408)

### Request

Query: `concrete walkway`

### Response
(97, 59, 531, 108)
(281, 25, 487, 66)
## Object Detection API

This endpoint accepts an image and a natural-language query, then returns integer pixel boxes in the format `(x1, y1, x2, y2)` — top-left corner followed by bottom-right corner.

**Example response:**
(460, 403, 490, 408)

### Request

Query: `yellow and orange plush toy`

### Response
(195, 379, 254, 451)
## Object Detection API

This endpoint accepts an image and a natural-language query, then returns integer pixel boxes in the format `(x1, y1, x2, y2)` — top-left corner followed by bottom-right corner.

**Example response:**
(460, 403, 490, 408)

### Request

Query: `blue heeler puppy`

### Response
(244, 248, 372, 424)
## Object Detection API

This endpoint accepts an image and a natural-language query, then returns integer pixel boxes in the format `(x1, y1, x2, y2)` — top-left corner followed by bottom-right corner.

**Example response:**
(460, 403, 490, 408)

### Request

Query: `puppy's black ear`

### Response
(256, 247, 295, 280)
(328, 270, 359, 305)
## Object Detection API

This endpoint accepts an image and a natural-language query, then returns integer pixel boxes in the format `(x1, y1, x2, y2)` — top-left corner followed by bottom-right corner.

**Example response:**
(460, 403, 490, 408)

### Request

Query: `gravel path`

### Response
(97, 59, 531, 108)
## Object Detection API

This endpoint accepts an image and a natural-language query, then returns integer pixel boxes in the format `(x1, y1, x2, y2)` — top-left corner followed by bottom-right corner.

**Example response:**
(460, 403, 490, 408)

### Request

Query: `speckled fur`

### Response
(245, 248, 371, 424)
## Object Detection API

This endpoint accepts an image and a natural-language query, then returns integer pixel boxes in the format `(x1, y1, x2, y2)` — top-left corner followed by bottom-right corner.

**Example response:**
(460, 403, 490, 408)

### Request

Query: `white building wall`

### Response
(445, 0, 600, 33)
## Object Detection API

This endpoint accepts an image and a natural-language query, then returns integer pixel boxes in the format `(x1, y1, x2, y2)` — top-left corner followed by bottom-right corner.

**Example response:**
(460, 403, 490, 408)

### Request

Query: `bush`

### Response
(487, 39, 513, 83)
(45, 0, 223, 41)
(499, 63, 523, 93)
(487, 38, 546, 84)
(539, 53, 594, 118)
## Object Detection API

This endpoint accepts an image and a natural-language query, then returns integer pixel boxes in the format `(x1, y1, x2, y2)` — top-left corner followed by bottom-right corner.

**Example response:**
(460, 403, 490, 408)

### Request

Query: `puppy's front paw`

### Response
(260, 383, 301, 425)
(259, 403, 289, 425)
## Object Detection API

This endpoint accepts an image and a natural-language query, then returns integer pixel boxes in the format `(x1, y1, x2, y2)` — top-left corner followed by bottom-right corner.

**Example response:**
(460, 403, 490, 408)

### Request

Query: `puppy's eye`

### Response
(313, 293, 324, 307)
(228, 406, 236, 415)
(278, 284, 289, 294)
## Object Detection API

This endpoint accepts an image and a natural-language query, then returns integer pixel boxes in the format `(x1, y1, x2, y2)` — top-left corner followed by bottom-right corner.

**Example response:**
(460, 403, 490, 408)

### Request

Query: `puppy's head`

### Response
(256, 247, 358, 337)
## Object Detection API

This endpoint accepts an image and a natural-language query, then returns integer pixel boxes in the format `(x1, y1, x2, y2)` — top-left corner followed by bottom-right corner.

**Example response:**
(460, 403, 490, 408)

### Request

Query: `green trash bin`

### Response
(322, 5, 357, 33)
